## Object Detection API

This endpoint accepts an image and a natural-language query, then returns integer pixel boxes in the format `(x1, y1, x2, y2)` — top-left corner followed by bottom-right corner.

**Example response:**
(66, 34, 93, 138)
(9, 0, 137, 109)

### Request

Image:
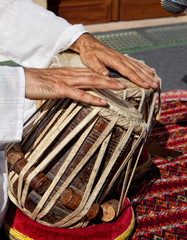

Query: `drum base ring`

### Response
(4, 198, 135, 240)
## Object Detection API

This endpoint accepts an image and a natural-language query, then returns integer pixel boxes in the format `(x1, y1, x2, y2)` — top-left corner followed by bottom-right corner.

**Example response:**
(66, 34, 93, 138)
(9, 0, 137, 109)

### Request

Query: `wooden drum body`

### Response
(5, 91, 146, 228)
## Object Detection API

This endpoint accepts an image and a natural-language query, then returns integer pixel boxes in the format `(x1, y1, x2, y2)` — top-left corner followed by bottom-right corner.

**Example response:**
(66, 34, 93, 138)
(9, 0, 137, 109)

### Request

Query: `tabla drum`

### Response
(5, 87, 147, 228)
(50, 51, 161, 180)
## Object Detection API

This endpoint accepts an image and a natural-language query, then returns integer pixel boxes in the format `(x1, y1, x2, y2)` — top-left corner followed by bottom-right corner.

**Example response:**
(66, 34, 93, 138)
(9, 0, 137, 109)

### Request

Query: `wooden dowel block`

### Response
(61, 188, 99, 220)
(7, 143, 24, 165)
(99, 199, 119, 222)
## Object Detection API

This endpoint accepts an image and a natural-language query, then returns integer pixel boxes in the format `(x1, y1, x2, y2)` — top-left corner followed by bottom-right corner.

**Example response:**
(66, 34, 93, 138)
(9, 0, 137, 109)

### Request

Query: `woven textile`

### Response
(129, 90, 187, 240)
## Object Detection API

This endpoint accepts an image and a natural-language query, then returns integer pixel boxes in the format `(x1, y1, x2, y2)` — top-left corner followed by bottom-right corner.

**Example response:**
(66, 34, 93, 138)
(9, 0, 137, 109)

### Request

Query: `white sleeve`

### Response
(0, 66, 25, 144)
(0, 0, 87, 68)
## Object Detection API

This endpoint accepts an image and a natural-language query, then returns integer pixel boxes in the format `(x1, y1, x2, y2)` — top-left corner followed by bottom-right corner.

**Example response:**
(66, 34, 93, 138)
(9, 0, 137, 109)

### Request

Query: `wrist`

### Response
(69, 33, 94, 53)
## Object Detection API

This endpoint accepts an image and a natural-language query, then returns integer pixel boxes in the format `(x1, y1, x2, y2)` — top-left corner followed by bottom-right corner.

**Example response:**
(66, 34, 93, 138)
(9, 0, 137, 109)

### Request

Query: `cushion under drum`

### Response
(4, 197, 134, 240)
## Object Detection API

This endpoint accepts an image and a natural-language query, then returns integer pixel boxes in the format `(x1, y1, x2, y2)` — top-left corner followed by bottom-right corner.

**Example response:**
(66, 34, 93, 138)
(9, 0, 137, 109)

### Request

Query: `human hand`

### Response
(24, 67, 127, 106)
(70, 33, 160, 89)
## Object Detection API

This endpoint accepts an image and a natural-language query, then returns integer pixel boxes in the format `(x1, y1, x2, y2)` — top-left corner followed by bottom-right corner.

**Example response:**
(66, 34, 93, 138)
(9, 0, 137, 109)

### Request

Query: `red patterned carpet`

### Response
(129, 90, 187, 240)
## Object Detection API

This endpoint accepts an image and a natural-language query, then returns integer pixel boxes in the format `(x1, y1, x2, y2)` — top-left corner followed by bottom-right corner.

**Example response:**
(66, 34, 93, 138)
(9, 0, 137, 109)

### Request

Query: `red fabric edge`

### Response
(5, 198, 134, 240)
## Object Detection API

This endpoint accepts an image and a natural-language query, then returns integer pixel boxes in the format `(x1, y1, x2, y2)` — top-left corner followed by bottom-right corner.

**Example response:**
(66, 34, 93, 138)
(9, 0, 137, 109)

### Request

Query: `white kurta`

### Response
(0, 0, 87, 227)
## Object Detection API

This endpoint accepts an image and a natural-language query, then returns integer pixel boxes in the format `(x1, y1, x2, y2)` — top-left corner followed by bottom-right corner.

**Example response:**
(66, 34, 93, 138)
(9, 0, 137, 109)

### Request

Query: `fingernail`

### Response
(104, 103, 110, 108)
(153, 82, 159, 87)
(102, 71, 109, 76)
(100, 98, 108, 105)
(143, 82, 149, 87)
(154, 77, 160, 83)
(117, 81, 127, 88)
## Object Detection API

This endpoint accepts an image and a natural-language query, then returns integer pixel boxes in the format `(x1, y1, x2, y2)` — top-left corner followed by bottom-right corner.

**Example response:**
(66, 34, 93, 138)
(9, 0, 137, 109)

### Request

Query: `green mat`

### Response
(93, 22, 187, 53)
(0, 60, 19, 66)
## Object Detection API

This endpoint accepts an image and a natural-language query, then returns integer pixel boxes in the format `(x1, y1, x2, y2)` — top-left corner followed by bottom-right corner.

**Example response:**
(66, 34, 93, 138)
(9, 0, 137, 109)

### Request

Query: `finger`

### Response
(120, 60, 159, 89)
(62, 86, 108, 106)
(88, 51, 159, 89)
(125, 57, 160, 84)
(83, 56, 110, 76)
(44, 67, 93, 77)
(62, 74, 127, 90)
(49, 67, 110, 80)
(124, 55, 154, 73)
(106, 55, 159, 89)
(57, 67, 91, 74)
(124, 62, 159, 89)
